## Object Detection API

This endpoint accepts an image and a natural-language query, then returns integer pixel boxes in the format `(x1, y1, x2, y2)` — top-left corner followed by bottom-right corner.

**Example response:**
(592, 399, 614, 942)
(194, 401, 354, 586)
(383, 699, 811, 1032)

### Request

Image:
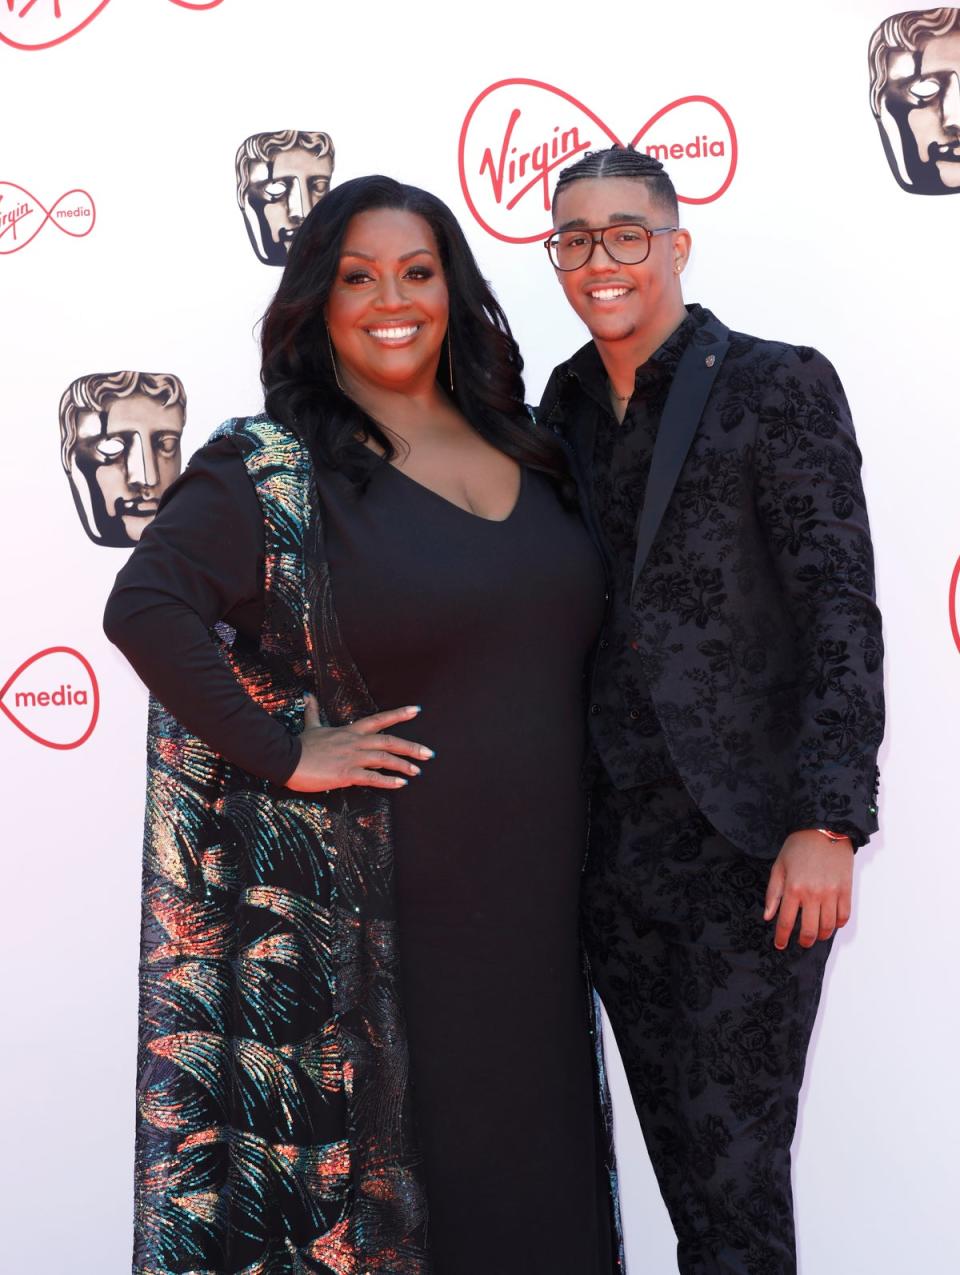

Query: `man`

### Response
(869, 6, 960, 194)
(539, 146, 884, 1274)
(235, 129, 335, 265)
(59, 370, 186, 547)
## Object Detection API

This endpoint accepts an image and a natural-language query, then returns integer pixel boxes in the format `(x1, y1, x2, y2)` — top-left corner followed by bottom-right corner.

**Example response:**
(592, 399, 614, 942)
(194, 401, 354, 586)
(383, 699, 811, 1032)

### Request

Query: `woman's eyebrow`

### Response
(340, 248, 436, 262)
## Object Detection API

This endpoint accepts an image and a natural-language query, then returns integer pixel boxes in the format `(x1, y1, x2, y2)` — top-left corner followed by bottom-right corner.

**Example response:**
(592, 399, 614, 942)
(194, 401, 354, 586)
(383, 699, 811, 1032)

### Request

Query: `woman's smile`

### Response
(364, 321, 424, 345)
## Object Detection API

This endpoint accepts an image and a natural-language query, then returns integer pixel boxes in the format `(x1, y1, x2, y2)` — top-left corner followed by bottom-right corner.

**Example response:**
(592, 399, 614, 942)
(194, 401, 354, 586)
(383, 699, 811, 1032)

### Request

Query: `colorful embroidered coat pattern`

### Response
(135, 416, 428, 1274)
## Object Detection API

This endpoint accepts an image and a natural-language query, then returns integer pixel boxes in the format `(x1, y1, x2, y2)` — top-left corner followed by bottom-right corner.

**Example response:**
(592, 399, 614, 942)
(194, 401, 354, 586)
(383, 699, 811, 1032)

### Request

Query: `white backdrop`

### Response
(2, 1, 958, 1271)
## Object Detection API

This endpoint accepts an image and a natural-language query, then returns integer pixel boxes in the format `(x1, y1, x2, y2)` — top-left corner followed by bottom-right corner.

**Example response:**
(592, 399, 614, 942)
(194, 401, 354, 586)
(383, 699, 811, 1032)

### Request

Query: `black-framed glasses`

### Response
(544, 222, 678, 271)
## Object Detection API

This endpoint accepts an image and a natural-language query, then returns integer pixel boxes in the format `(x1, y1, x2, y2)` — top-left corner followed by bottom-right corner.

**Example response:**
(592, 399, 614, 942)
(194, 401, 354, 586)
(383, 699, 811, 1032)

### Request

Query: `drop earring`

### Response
(326, 325, 346, 393)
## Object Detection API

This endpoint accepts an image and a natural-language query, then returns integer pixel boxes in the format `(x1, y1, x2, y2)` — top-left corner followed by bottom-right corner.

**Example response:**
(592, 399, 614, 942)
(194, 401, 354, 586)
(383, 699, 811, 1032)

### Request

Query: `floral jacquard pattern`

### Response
(540, 307, 885, 856)
(583, 776, 834, 1274)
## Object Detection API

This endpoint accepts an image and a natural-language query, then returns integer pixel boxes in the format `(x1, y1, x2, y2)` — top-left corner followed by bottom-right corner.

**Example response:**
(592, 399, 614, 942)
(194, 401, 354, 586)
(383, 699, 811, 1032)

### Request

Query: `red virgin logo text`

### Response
(0, 0, 223, 51)
(0, 182, 95, 254)
(0, 647, 100, 749)
(459, 79, 737, 245)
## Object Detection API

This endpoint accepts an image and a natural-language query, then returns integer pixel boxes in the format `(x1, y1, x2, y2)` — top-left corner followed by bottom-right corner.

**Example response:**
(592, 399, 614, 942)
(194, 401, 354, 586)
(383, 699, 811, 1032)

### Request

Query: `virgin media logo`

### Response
(459, 79, 738, 245)
(0, 182, 95, 254)
(950, 555, 960, 655)
(0, 647, 99, 749)
(0, 0, 223, 51)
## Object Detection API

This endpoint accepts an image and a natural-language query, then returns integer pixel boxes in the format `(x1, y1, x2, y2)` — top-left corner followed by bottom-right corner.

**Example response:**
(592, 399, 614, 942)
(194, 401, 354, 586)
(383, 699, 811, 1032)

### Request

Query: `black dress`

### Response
(105, 437, 611, 1274)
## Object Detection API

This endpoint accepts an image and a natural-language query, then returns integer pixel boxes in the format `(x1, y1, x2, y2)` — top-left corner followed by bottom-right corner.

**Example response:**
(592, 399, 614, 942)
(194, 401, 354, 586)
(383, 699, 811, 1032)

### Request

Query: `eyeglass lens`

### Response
(549, 224, 651, 270)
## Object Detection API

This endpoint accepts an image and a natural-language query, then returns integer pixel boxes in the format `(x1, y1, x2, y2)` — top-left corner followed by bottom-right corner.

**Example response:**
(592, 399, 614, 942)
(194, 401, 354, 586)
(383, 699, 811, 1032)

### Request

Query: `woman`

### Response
(105, 176, 620, 1274)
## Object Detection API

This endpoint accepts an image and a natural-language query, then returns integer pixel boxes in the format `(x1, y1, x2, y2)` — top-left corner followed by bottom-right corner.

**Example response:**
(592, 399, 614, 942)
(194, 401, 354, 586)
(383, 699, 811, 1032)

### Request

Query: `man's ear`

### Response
(673, 228, 693, 275)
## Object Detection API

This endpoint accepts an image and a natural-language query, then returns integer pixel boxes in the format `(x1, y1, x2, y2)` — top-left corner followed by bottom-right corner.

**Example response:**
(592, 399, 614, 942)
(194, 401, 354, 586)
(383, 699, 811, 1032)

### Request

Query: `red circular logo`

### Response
(459, 79, 738, 245)
(951, 555, 960, 655)
(0, 647, 100, 749)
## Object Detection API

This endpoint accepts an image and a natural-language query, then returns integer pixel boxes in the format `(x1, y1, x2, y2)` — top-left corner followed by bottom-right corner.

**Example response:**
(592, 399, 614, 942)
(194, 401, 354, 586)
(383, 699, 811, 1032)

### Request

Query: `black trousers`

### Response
(584, 773, 833, 1275)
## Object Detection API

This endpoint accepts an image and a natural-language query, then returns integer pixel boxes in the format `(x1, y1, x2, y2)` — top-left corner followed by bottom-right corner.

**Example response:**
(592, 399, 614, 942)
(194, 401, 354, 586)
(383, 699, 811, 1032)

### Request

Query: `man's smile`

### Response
(585, 285, 633, 303)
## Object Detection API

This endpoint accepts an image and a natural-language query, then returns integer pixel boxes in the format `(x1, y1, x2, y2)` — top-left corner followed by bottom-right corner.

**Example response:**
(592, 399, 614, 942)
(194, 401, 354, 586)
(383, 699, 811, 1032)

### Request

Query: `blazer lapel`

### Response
(631, 320, 731, 593)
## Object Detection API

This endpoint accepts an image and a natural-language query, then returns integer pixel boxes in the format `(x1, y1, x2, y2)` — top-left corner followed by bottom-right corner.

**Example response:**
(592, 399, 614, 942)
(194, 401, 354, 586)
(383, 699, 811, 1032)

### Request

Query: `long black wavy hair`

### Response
(261, 174, 573, 498)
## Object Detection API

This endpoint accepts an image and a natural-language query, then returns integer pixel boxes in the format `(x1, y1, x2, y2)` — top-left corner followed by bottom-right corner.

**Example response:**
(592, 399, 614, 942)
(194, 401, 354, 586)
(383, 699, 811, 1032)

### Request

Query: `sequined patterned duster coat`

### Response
(135, 415, 428, 1274)
(133, 415, 620, 1275)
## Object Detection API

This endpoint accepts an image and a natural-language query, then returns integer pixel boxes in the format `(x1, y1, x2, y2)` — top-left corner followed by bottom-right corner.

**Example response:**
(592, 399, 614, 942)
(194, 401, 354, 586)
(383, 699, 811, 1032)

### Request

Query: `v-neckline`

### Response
(380, 459, 526, 525)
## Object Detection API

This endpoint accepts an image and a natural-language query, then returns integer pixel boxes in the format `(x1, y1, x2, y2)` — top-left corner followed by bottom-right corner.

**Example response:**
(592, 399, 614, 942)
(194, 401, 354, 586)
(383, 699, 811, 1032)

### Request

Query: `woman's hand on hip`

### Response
(284, 696, 433, 792)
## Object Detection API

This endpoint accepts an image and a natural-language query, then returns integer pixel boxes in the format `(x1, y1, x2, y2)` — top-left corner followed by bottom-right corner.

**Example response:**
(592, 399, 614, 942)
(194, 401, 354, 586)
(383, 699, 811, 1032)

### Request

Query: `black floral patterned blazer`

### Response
(539, 307, 885, 857)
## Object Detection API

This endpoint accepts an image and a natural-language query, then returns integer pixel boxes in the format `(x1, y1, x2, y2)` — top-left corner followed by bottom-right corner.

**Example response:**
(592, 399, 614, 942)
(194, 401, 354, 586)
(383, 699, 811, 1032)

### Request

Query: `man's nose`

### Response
(287, 180, 306, 225)
(942, 72, 960, 131)
(586, 237, 620, 272)
(127, 434, 159, 490)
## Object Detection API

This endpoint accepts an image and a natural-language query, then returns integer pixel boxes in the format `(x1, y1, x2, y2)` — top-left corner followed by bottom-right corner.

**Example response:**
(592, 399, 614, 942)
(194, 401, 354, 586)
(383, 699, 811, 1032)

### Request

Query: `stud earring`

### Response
(326, 325, 346, 393)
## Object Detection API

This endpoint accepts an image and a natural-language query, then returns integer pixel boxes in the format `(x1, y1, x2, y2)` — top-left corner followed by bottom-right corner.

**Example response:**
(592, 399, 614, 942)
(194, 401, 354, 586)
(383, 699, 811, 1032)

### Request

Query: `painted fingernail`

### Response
(395, 777, 408, 786)
(406, 706, 422, 714)
(410, 765, 421, 776)
(420, 748, 435, 760)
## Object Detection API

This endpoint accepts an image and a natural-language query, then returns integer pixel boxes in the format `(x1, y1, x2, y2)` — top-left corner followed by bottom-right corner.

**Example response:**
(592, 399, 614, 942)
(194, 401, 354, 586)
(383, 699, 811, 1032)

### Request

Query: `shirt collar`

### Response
(561, 303, 711, 405)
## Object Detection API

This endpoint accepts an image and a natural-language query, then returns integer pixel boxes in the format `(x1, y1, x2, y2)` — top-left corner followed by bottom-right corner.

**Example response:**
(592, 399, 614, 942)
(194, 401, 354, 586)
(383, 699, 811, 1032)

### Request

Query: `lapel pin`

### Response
(705, 354, 716, 367)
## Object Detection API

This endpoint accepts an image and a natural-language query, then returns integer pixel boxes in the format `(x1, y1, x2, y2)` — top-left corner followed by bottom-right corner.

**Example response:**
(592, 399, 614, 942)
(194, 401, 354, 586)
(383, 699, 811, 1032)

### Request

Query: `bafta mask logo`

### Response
(869, 8, 960, 193)
(59, 371, 186, 548)
(236, 130, 335, 265)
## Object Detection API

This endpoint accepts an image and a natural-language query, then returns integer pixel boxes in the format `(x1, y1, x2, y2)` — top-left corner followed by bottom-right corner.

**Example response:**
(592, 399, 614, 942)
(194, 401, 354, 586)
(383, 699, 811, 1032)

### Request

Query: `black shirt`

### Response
(568, 307, 708, 788)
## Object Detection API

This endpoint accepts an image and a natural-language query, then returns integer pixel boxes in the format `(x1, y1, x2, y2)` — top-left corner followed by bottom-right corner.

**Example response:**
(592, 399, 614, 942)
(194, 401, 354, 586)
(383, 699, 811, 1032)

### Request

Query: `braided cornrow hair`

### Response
(551, 145, 679, 220)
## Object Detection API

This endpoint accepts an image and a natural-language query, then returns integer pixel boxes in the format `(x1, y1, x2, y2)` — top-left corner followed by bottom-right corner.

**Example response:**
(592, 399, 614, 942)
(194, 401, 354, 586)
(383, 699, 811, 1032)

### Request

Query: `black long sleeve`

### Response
(103, 435, 302, 785)
(753, 348, 884, 844)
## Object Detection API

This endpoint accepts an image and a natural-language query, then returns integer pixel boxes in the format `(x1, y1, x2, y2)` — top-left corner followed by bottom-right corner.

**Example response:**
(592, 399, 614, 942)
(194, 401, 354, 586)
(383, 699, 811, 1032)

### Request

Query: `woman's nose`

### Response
(375, 273, 408, 309)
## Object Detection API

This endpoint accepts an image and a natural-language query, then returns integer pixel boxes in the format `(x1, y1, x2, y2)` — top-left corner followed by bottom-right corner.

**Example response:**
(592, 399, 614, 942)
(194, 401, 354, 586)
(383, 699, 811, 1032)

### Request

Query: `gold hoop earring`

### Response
(447, 331, 455, 393)
(326, 325, 346, 393)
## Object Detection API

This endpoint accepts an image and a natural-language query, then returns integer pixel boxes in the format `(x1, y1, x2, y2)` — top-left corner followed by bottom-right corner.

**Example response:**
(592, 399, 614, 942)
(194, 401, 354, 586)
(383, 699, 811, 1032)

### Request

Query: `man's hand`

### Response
(764, 830, 854, 950)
